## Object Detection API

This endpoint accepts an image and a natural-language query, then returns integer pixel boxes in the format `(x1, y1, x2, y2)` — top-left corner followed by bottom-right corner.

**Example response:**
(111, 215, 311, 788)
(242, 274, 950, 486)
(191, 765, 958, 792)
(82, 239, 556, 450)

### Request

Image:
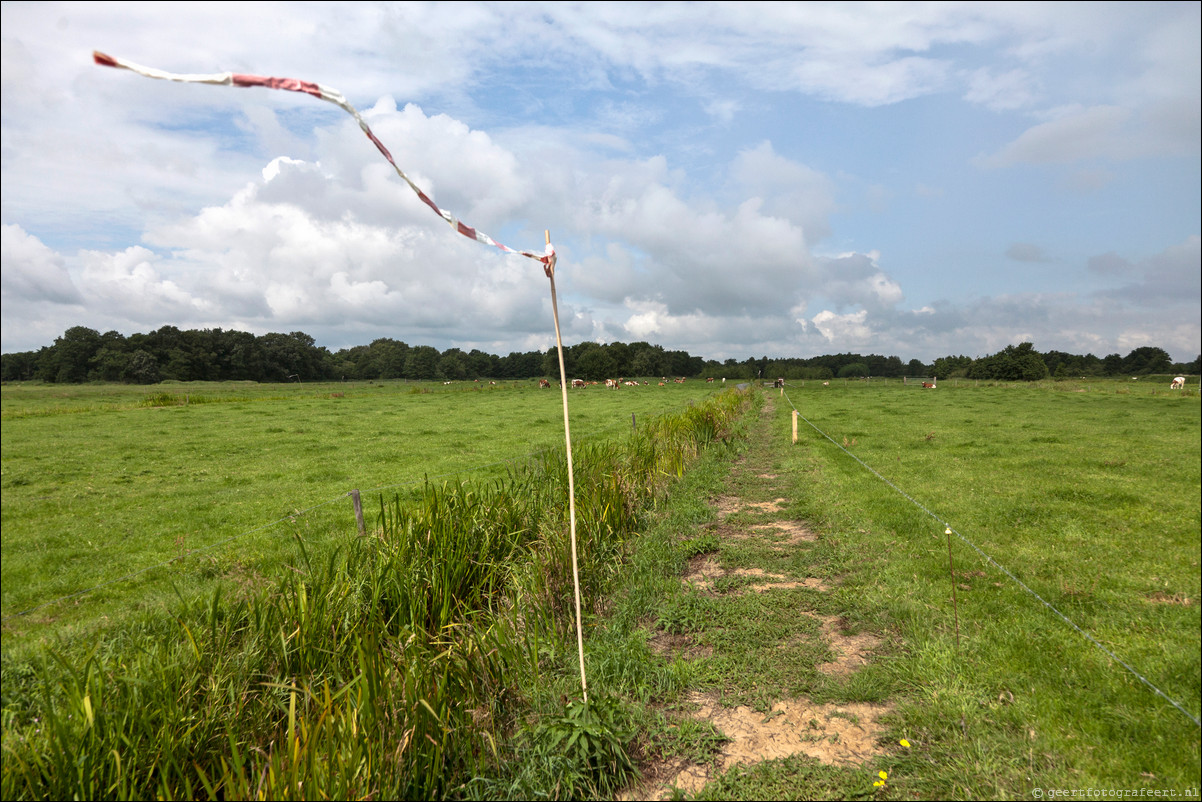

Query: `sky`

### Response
(2, 1, 1199, 364)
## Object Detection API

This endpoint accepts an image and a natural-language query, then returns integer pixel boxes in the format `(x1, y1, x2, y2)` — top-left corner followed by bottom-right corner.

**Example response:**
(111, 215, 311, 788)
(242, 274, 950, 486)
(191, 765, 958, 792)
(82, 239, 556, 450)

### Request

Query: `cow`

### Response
(706, 377, 715, 383)
(1171, 376, 1186, 389)
(922, 382, 936, 389)
(539, 379, 551, 388)
(773, 378, 785, 388)
(572, 379, 586, 388)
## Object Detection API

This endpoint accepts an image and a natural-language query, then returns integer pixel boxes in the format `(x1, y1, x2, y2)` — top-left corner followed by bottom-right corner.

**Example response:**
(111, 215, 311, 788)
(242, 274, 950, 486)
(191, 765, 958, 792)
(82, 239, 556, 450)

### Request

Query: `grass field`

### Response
(606, 378, 1200, 797)
(0, 378, 718, 650)
(1, 377, 1198, 799)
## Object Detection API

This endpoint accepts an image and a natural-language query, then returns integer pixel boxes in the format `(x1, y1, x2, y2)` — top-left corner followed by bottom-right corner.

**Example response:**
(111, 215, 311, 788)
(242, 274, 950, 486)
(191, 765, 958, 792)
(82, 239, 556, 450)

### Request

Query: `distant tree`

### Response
(629, 343, 667, 377)
(40, 326, 102, 383)
(1122, 346, 1172, 375)
(0, 350, 40, 381)
(837, 362, 868, 378)
(123, 350, 161, 384)
(906, 358, 929, 376)
(932, 354, 972, 378)
(577, 347, 617, 381)
(405, 346, 440, 380)
(1102, 353, 1124, 375)
(967, 342, 1049, 381)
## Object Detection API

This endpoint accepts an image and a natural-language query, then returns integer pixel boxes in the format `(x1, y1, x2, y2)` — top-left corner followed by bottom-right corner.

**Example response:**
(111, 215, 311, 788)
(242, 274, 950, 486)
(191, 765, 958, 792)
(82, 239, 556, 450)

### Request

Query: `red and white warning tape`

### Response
(93, 51, 554, 268)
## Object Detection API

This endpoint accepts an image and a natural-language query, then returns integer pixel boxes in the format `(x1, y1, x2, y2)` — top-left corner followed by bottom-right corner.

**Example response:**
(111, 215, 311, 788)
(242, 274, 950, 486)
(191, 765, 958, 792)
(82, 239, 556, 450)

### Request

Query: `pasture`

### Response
(1, 376, 1198, 798)
(0, 378, 717, 649)
(766, 378, 1201, 792)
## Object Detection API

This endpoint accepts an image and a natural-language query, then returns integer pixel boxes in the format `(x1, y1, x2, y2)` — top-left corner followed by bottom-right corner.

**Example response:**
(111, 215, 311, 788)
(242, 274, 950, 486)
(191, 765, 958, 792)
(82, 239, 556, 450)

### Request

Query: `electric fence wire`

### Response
(0, 418, 629, 623)
(781, 388, 1201, 728)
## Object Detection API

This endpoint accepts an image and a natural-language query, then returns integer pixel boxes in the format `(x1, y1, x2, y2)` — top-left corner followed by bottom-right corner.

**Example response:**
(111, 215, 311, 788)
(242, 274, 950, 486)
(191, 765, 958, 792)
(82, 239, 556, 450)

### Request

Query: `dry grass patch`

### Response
(1145, 591, 1193, 606)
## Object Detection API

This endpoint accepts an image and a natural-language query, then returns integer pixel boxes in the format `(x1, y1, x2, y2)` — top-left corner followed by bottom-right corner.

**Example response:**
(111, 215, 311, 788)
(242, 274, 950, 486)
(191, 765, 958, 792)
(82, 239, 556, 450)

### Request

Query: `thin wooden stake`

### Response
(792, 410, 799, 444)
(544, 230, 588, 702)
(350, 489, 366, 537)
(946, 526, 961, 648)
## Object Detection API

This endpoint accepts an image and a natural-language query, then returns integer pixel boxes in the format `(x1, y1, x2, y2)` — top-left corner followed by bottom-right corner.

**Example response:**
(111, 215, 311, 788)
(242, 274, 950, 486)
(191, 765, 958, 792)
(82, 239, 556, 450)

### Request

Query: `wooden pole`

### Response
(792, 410, 799, 444)
(350, 489, 366, 537)
(544, 230, 588, 703)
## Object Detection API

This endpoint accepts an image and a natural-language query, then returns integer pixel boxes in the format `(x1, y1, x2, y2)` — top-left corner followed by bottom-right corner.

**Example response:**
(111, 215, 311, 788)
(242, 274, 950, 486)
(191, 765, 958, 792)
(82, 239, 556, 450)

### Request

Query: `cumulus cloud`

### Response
(1, 2, 1197, 365)
(1, 224, 82, 304)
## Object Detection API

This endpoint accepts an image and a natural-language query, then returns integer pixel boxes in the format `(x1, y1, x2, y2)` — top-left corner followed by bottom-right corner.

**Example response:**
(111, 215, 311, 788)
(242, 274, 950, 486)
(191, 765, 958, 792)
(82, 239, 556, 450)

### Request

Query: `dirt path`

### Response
(629, 393, 896, 799)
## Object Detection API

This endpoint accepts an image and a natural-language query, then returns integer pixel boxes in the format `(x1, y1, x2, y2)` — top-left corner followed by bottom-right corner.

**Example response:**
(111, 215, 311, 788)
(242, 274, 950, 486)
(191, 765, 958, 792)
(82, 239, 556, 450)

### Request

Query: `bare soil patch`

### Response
(633, 692, 895, 799)
(682, 558, 828, 594)
(710, 496, 789, 517)
(647, 630, 714, 659)
(751, 521, 817, 544)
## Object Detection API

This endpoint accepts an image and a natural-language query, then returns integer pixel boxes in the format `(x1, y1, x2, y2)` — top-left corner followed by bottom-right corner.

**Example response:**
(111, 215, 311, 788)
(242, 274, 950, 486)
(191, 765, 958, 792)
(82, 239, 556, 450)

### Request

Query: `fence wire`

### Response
(782, 388, 1200, 728)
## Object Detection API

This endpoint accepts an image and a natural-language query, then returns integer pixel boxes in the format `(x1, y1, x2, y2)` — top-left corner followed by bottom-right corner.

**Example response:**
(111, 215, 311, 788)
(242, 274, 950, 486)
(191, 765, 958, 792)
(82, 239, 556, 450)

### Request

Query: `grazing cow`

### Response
(1171, 376, 1186, 389)
(773, 378, 785, 388)
(706, 377, 715, 383)
(572, 379, 586, 388)
(539, 379, 551, 388)
(822, 381, 830, 386)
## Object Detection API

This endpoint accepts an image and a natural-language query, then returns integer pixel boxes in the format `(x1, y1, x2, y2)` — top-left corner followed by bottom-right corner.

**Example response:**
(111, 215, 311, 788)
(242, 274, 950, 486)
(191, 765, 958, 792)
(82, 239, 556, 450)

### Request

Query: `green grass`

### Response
(777, 381, 1201, 793)
(604, 379, 1199, 798)
(1, 386, 753, 801)
(4, 378, 1198, 798)
(0, 379, 718, 650)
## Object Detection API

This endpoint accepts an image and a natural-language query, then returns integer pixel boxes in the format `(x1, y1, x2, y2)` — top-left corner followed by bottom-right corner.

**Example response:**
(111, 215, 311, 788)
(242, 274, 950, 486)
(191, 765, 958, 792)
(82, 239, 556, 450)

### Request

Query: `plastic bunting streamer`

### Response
(96, 50, 584, 699)
(93, 51, 555, 268)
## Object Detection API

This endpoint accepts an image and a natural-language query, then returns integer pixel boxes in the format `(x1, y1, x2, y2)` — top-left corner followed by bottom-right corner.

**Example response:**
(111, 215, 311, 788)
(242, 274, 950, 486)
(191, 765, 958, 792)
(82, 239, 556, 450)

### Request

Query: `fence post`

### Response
(350, 489, 366, 537)
(792, 410, 799, 444)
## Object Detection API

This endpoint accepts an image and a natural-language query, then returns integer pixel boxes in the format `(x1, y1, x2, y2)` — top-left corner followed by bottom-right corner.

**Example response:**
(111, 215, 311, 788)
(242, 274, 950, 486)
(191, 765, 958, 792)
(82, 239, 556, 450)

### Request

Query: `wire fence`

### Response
(781, 388, 1200, 728)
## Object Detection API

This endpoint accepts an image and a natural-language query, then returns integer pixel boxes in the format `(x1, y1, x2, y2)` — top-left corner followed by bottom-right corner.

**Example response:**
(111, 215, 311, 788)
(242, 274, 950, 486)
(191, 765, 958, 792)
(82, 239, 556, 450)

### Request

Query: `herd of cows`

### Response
(538, 376, 716, 389)
(454, 375, 1188, 389)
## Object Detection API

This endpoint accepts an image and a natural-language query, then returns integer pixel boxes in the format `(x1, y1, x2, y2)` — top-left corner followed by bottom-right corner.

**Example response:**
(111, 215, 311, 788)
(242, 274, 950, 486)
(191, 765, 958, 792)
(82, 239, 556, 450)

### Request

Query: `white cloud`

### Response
(0, 224, 82, 304)
(0, 2, 1197, 366)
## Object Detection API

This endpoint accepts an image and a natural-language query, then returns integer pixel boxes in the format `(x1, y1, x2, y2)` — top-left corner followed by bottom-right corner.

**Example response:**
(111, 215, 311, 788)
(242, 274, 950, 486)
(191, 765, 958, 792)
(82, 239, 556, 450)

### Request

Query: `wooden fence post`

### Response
(350, 489, 366, 537)
(792, 410, 799, 444)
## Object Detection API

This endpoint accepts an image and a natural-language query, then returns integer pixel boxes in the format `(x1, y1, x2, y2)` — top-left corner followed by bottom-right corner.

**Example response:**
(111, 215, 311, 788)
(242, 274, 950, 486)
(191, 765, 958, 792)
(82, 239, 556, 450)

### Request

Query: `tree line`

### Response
(1, 326, 1196, 385)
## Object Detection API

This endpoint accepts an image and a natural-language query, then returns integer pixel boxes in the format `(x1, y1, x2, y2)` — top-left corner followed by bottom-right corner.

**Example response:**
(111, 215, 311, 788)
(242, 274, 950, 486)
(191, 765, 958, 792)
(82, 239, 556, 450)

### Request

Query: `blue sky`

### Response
(2, 1, 1199, 363)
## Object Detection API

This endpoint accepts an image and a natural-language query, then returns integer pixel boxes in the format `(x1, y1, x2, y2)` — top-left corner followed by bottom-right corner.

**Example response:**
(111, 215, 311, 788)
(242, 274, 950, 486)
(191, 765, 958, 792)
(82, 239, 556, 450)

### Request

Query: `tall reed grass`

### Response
(1, 389, 750, 800)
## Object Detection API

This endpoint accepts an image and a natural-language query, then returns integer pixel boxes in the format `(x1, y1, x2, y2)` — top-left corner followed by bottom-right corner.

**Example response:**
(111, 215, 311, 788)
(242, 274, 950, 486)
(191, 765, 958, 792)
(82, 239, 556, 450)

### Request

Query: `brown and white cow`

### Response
(1171, 376, 1186, 389)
